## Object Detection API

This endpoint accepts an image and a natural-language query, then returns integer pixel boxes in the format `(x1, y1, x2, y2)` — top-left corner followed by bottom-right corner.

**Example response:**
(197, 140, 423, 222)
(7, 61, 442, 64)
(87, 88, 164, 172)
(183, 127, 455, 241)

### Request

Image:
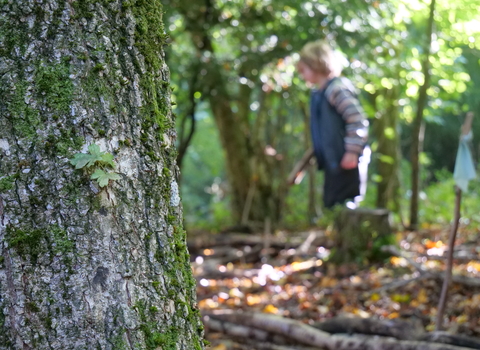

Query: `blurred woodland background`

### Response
(164, 0, 480, 235)
(159, 1, 480, 348)
(162, 0, 480, 232)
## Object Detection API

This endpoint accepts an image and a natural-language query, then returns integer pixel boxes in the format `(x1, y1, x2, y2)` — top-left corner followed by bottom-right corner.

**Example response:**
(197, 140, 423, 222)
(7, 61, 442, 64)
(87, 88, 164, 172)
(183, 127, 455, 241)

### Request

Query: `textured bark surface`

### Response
(0, 1, 203, 349)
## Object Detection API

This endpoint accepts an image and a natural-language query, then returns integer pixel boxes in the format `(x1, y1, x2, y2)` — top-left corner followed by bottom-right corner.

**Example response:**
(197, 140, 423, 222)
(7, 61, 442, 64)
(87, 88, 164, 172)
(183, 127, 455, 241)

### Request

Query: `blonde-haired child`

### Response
(297, 40, 369, 208)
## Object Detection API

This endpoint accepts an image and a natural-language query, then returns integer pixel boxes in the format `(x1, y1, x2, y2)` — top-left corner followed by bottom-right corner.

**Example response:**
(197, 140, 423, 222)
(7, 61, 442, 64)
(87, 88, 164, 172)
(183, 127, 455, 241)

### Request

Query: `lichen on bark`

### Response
(0, 1, 204, 349)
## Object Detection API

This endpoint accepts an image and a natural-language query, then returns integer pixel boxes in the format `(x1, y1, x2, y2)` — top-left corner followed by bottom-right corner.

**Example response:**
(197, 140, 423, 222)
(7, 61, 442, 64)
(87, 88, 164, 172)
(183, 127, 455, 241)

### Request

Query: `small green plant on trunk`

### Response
(70, 144, 120, 187)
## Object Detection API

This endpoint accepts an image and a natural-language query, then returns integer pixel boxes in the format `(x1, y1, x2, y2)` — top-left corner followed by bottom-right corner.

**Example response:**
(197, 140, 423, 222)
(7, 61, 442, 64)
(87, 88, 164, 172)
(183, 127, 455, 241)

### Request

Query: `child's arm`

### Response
(325, 79, 368, 168)
(340, 152, 359, 169)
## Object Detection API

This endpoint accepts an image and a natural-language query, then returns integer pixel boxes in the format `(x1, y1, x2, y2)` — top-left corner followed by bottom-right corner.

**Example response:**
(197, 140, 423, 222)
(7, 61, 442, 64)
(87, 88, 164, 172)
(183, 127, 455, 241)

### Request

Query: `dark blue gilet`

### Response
(310, 77, 347, 171)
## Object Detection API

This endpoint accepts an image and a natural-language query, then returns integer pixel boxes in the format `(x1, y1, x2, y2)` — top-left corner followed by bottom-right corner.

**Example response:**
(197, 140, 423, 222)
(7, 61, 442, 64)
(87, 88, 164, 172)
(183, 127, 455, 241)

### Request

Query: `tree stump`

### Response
(331, 208, 394, 263)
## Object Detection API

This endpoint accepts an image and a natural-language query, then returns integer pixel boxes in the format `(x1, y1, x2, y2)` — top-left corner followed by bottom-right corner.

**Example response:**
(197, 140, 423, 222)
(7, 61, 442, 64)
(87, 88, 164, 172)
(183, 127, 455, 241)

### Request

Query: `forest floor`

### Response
(187, 223, 480, 350)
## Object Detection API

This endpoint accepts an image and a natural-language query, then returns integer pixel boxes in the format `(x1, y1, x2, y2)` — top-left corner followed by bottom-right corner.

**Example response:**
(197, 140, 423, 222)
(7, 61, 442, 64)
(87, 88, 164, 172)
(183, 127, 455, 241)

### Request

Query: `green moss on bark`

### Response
(35, 60, 74, 114)
(0, 7, 29, 56)
(134, 300, 181, 350)
(5, 227, 44, 264)
(130, 0, 173, 140)
(4, 80, 41, 140)
(5, 224, 75, 264)
(0, 176, 15, 192)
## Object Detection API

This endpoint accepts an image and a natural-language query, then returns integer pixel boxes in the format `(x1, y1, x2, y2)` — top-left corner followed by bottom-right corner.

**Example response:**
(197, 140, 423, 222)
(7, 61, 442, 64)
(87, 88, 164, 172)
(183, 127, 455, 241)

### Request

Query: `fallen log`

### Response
(205, 318, 324, 349)
(188, 233, 265, 251)
(314, 316, 480, 349)
(313, 315, 425, 340)
(236, 338, 321, 350)
(207, 244, 263, 265)
(204, 316, 291, 345)
(205, 311, 479, 350)
(188, 231, 326, 253)
(382, 245, 427, 272)
(421, 332, 480, 349)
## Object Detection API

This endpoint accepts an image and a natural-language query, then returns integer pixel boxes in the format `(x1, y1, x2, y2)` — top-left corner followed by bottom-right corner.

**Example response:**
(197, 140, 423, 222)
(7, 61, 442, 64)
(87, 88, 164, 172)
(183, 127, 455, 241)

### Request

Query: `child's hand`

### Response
(341, 152, 358, 169)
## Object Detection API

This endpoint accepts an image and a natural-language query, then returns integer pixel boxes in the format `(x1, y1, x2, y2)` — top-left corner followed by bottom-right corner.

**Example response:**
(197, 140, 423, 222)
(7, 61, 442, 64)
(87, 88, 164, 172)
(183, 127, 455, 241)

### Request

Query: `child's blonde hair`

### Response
(299, 40, 342, 77)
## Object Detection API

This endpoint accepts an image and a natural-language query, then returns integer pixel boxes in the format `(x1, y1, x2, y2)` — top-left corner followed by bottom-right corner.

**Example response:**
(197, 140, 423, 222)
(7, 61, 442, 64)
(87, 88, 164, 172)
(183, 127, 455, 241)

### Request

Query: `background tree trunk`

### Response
(0, 1, 203, 349)
(176, 62, 200, 173)
(410, 0, 436, 229)
(168, 0, 297, 226)
(373, 87, 401, 211)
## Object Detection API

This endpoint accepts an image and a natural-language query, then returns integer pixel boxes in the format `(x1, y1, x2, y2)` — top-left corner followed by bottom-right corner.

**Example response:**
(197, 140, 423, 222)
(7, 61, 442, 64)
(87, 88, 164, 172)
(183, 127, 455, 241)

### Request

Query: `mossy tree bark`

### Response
(0, 1, 203, 349)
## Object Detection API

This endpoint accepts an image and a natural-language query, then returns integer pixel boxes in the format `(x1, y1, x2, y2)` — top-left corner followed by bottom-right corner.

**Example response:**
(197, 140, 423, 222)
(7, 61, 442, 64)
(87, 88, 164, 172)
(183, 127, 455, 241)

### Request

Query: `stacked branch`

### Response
(204, 311, 480, 350)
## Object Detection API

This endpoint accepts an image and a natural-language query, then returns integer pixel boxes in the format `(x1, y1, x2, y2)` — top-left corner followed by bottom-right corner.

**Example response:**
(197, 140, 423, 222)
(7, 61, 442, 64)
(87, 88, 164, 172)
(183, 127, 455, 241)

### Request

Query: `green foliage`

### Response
(179, 115, 233, 230)
(165, 0, 480, 230)
(282, 174, 324, 230)
(90, 169, 121, 188)
(316, 204, 345, 230)
(70, 144, 115, 169)
(419, 169, 480, 230)
(70, 144, 119, 188)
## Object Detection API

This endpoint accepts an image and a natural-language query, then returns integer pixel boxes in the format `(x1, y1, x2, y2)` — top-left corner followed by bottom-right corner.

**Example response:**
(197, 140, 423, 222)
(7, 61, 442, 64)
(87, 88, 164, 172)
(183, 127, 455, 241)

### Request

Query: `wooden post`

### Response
(435, 111, 474, 330)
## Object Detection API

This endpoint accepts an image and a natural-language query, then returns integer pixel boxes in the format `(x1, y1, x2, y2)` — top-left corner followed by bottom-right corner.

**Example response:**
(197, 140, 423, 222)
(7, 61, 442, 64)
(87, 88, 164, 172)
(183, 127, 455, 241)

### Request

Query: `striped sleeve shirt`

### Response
(324, 78, 369, 155)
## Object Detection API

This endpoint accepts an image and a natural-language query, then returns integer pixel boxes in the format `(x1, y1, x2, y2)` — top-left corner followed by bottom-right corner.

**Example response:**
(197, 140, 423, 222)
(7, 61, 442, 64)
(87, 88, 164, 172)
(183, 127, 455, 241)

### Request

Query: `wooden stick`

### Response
(436, 186, 462, 330)
(436, 112, 473, 330)
(241, 182, 256, 225)
(287, 148, 315, 185)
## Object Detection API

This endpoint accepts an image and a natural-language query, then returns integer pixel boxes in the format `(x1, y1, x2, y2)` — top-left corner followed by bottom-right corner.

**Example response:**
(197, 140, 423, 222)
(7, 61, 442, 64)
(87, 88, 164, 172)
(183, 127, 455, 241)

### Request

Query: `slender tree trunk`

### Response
(176, 63, 200, 172)
(374, 87, 401, 211)
(410, 0, 436, 229)
(436, 187, 462, 330)
(301, 100, 318, 223)
(0, 1, 203, 349)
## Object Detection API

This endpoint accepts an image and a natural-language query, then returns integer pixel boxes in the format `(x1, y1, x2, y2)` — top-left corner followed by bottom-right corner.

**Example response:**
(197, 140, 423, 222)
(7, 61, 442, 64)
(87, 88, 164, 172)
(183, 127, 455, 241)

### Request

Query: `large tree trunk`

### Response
(0, 1, 204, 349)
